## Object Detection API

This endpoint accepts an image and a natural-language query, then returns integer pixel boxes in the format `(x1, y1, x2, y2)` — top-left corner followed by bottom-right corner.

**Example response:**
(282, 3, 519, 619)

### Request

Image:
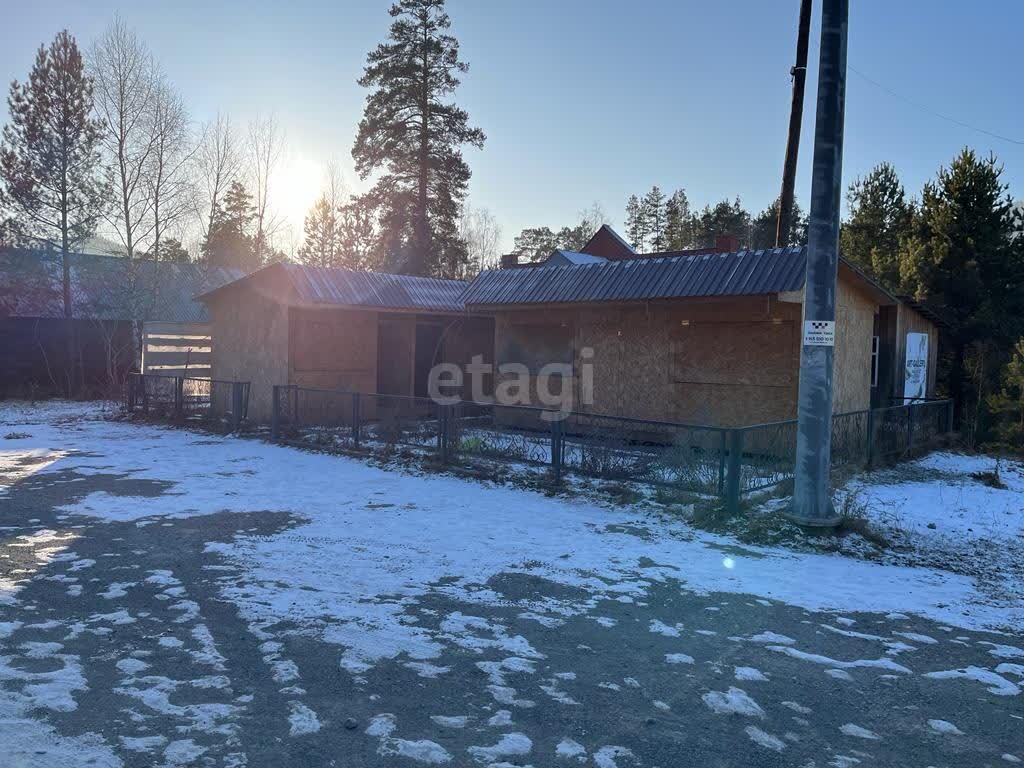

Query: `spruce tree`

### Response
(624, 194, 646, 251)
(298, 195, 340, 268)
(664, 189, 692, 250)
(692, 198, 751, 249)
(840, 162, 913, 288)
(752, 198, 807, 249)
(0, 30, 106, 394)
(352, 0, 485, 277)
(900, 149, 1024, 433)
(203, 180, 257, 270)
(644, 186, 667, 252)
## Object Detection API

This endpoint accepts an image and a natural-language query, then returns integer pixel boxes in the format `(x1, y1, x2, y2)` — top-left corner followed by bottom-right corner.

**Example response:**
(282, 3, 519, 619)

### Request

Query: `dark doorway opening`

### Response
(414, 322, 444, 398)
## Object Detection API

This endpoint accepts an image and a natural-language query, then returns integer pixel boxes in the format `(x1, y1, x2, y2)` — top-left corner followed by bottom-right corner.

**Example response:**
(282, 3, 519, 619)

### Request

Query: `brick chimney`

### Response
(500, 253, 519, 269)
(714, 234, 741, 252)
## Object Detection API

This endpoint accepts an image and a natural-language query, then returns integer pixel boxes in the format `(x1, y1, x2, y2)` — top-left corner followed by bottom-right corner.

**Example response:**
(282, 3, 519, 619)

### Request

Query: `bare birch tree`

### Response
(90, 18, 159, 259)
(197, 112, 241, 242)
(247, 114, 283, 264)
(147, 77, 195, 261)
(458, 203, 502, 276)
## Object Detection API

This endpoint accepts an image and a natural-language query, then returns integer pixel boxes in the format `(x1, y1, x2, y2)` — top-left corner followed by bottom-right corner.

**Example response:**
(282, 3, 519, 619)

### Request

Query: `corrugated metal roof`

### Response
(544, 250, 609, 267)
(462, 246, 809, 307)
(0, 248, 243, 322)
(282, 263, 467, 312)
(200, 262, 469, 313)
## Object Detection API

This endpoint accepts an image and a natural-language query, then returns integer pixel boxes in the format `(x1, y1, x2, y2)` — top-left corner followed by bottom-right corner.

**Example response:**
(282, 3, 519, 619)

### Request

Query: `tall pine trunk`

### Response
(416, 17, 431, 276)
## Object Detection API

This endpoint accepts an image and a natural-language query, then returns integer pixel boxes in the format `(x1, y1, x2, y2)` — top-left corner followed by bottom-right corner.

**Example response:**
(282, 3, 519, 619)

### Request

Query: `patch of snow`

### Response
(734, 666, 768, 682)
(487, 710, 513, 727)
(701, 687, 763, 717)
(164, 739, 206, 765)
(665, 653, 694, 665)
(648, 619, 681, 637)
(927, 718, 963, 735)
(288, 701, 321, 736)
(766, 645, 912, 674)
(556, 737, 586, 761)
(923, 666, 1020, 696)
(593, 745, 636, 768)
(430, 715, 469, 729)
(826, 668, 855, 681)
(467, 733, 532, 763)
(745, 726, 785, 751)
(840, 723, 880, 740)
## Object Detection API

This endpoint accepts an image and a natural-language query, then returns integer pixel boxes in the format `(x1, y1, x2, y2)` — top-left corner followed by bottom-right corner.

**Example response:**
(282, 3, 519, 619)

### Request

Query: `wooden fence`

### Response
(140, 321, 211, 378)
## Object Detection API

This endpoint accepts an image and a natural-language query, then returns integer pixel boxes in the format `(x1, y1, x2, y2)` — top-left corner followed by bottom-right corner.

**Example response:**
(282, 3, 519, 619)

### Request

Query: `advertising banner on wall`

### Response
(903, 332, 929, 401)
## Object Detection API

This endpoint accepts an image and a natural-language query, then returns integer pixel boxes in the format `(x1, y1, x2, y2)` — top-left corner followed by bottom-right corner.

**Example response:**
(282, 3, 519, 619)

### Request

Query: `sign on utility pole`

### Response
(790, 0, 849, 527)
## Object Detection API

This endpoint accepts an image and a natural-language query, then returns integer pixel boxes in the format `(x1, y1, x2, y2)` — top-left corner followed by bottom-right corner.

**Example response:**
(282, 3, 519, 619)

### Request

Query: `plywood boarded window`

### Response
(673, 321, 794, 387)
(498, 321, 573, 374)
(291, 310, 376, 373)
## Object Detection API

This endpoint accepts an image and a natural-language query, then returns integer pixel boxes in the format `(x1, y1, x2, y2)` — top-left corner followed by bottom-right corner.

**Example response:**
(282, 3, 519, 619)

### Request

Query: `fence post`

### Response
(141, 375, 149, 415)
(946, 399, 955, 434)
(717, 429, 727, 497)
(439, 404, 449, 464)
(271, 386, 281, 440)
(865, 408, 876, 468)
(725, 428, 744, 514)
(127, 375, 136, 413)
(906, 403, 914, 455)
(352, 392, 361, 447)
(230, 382, 244, 432)
(174, 377, 184, 418)
(551, 416, 563, 484)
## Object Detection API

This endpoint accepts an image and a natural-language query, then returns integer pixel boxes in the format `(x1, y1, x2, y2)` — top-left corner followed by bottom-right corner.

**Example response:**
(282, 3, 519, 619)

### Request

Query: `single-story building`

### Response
(0, 247, 241, 397)
(461, 226, 942, 427)
(197, 262, 495, 422)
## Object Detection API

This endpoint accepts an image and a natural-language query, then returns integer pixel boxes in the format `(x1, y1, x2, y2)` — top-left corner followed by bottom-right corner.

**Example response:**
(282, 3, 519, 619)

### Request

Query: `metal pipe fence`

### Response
(125, 372, 250, 431)
(270, 385, 955, 513)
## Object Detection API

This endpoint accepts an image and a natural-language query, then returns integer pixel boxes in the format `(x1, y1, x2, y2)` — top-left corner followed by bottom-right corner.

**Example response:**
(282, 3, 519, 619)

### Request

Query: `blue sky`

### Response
(3, 0, 1022, 251)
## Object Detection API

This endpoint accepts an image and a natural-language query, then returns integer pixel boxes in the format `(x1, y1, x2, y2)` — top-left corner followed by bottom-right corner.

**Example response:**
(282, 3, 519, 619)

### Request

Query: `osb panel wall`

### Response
(208, 286, 290, 423)
(444, 316, 496, 397)
(896, 303, 939, 398)
(577, 298, 801, 426)
(491, 296, 804, 427)
(376, 314, 414, 396)
(288, 307, 378, 394)
(833, 279, 877, 413)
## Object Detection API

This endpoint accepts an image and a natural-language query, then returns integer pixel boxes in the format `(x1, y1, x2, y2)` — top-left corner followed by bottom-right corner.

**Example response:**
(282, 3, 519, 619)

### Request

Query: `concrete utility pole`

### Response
(790, 0, 849, 527)
(776, 0, 813, 248)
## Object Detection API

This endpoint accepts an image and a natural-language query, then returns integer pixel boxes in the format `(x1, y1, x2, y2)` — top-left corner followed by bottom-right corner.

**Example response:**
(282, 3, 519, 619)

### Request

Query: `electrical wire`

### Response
(849, 65, 1024, 146)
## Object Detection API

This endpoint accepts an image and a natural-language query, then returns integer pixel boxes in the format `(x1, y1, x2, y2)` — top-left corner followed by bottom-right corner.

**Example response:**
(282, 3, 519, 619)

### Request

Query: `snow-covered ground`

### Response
(842, 451, 1024, 604)
(1, 401, 1022, 768)
(3, 403, 1020, 637)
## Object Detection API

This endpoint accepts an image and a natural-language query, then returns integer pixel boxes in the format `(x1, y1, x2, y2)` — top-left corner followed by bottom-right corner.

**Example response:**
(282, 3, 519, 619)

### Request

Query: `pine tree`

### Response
(624, 194, 646, 251)
(692, 198, 751, 249)
(338, 197, 380, 270)
(751, 197, 807, 249)
(987, 337, 1024, 448)
(900, 149, 1024, 435)
(840, 162, 913, 289)
(0, 30, 106, 394)
(352, 0, 485, 277)
(664, 189, 692, 250)
(644, 186, 667, 252)
(298, 195, 340, 268)
(203, 180, 257, 270)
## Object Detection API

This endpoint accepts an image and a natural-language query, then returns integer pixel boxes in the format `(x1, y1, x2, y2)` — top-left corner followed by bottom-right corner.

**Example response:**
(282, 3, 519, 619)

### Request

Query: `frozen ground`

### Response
(0, 401, 1021, 767)
(841, 451, 1024, 605)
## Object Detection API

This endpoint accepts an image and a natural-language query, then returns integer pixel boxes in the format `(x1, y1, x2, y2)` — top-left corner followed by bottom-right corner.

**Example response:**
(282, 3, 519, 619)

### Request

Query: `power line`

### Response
(849, 65, 1024, 147)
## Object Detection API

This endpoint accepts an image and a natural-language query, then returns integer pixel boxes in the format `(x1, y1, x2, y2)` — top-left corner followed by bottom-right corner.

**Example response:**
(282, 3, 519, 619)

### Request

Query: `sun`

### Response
(272, 152, 326, 245)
